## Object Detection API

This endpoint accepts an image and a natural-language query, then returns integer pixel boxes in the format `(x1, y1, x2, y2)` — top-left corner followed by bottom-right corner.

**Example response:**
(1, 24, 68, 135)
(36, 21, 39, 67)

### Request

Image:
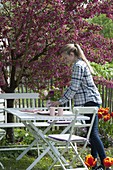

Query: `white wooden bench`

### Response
(0, 93, 72, 128)
(0, 93, 39, 128)
(0, 93, 51, 129)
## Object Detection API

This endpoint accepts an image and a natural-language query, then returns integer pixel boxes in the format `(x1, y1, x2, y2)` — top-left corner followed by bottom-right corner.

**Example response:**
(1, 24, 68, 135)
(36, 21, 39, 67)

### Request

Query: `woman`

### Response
(50, 44, 111, 170)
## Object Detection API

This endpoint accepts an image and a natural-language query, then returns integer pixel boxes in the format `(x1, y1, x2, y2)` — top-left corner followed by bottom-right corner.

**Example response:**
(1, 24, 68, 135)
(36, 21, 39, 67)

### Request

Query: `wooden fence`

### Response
(15, 83, 113, 112)
(97, 84, 113, 112)
(0, 83, 113, 112)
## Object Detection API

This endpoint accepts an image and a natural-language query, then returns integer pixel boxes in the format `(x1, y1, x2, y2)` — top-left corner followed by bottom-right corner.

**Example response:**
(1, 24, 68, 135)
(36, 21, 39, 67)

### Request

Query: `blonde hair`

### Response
(60, 43, 94, 74)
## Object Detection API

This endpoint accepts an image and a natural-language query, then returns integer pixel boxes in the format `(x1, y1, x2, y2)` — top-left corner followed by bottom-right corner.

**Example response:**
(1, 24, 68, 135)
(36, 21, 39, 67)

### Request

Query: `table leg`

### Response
(26, 146, 50, 170)
(16, 139, 37, 160)
(16, 121, 57, 162)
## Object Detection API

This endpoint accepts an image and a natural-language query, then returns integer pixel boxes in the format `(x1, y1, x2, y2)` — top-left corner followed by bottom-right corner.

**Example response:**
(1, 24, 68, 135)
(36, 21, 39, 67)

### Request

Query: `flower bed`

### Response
(98, 107, 113, 147)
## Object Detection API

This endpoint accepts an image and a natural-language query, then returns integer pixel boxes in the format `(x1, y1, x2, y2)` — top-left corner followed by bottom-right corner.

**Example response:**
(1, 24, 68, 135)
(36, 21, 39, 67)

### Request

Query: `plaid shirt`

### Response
(59, 59, 102, 106)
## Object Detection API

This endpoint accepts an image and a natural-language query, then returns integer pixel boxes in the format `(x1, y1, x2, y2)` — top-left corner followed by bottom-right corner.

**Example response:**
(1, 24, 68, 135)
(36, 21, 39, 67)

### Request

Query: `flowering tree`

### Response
(0, 0, 113, 142)
(0, 0, 113, 91)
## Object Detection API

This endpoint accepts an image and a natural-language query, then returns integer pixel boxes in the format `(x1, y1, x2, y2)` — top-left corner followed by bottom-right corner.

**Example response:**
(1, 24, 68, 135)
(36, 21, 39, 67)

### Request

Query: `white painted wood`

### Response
(0, 93, 40, 127)
(0, 93, 39, 99)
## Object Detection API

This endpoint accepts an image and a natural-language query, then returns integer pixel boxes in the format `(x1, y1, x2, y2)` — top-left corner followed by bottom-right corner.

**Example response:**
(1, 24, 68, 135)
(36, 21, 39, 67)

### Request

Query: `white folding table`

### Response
(5, 108, 90, 170)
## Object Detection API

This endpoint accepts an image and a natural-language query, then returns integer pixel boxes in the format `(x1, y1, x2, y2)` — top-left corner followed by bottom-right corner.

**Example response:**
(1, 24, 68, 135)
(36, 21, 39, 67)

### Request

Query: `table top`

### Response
(4, 108, 90, 121)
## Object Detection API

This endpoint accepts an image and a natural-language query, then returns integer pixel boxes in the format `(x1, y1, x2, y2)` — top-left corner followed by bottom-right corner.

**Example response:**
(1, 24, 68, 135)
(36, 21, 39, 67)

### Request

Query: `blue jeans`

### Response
(84, 101, 106, 165)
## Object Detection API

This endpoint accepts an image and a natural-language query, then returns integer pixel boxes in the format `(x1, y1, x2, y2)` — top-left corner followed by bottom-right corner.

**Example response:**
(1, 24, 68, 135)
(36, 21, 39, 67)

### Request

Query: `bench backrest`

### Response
(0, 93, 39, 99)
(0, 100, 4, 124)
(0, 92, 72, 124)
(0, 92, 40, 107)
(0, 93, 39, 123)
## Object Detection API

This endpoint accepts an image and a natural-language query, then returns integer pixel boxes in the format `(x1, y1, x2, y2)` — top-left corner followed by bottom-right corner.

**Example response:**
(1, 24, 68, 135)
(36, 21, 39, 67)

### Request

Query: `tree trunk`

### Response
(6, 99, 14, 143)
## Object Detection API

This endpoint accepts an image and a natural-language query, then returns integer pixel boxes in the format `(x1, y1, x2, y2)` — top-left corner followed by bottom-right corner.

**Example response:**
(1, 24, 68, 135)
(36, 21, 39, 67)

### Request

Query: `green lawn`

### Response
(0, 147, 113, 170)
(0, 153, 53, 170)
(0, 128, 113, 170)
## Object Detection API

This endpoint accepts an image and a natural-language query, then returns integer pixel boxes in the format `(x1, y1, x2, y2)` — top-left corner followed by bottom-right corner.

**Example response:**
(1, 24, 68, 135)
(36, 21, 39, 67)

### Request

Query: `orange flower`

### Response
(103, 157, 113, 167)
(98, 107, 110, 120)
(103, 110, 109, 115)
(103, 114, 111, 122)
(98, 107, 109, 113)
(85, 154, 97, 168)
(98, 108, 105, 112)
(98, 112, 103, 119)
(102, 108, 109, 115)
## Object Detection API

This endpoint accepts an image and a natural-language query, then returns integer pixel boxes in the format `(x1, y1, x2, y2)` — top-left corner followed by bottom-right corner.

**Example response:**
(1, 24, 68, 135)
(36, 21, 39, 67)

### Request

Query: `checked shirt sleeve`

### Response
(59, 63, 84, 105)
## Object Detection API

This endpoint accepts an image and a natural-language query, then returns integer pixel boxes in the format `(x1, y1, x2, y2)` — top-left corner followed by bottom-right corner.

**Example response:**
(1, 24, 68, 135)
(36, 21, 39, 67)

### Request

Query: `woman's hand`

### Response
(50, 101, 60, 107)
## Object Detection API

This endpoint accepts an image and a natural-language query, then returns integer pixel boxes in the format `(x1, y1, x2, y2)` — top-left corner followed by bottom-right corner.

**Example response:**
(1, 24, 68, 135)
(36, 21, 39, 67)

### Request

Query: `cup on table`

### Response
(49, 107, 55, 116)
(58, 107, 63, 116)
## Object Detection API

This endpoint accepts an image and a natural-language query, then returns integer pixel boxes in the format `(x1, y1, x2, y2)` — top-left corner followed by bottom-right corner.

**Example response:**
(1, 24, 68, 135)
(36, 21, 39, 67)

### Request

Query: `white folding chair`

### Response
(0, 128, 6, 169)
(46, 106, 98, 170)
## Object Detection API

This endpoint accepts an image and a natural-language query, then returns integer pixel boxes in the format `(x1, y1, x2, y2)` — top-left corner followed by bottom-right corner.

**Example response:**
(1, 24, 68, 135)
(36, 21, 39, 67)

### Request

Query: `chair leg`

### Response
(49, 146, 67, 170)
(70, 142, 88, 170)
(47, 141, 70, 170)
(48, 145, 70, 170)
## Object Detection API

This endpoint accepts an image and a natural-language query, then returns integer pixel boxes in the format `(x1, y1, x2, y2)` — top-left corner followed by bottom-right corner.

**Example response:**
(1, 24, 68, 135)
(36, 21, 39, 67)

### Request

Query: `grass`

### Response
(0, 150, 53, 170)
(0, 155, 52, 170)
(0, 128, 113, 170)
(0, 146, 113, 170)
(0, 152, 68, 170)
